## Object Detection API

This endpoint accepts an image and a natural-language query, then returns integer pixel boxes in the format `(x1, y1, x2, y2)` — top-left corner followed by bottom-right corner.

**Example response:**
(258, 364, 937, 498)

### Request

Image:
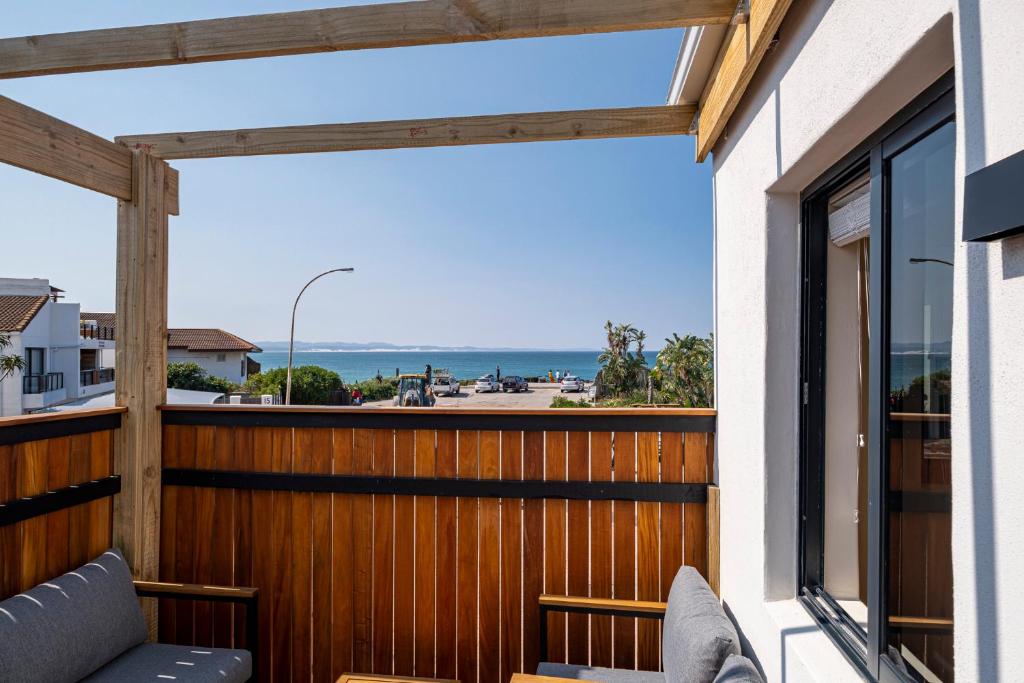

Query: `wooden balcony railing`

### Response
(157, 406, 718, 683)
(0, 407, 124, 598)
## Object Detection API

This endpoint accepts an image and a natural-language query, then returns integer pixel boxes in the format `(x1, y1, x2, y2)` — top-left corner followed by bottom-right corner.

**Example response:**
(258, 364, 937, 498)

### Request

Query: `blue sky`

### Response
(0, 1, 712, 349)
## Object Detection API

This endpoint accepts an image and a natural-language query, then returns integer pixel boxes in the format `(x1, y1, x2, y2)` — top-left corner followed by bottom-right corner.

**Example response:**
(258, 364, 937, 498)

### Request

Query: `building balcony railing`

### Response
(80, 367, 115, 387)
(0, 405, 719, 683)
(22, 372, 64, 394)
(80, 323, 115, 340)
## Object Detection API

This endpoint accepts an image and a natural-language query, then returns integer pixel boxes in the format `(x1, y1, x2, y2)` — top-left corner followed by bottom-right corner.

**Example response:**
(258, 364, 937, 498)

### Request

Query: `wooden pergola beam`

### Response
(0, 94, 180, 214)
(116, 105, 695, 160)
(0, 0, 735, 79)
(694, 0, 794, 162)
(0, 94, 132, 199)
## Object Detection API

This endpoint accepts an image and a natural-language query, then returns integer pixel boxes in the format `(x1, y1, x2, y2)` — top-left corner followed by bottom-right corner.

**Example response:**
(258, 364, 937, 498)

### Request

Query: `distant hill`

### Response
(255, 341, 599, 353)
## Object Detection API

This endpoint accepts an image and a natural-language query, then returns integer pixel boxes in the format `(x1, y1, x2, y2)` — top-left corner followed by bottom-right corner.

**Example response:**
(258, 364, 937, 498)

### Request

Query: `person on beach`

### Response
(351, 388, 363, 406)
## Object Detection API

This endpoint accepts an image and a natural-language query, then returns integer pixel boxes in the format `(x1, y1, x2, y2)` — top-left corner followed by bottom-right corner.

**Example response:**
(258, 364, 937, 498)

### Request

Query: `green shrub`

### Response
(167, 362, 238, 394)
(349, 377, 399, 402)
(550, 396, 591, 408)
(244, 365, 342, 405)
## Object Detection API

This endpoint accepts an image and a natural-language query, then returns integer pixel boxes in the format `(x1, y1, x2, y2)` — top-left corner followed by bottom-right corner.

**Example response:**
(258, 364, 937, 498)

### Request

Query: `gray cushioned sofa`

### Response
(0, 548, 255, 683)
(537, 566, 763, 683)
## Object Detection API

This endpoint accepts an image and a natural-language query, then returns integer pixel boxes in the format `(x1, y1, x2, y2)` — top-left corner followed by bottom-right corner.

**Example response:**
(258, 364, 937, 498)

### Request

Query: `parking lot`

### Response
(365, 382, 590, 408)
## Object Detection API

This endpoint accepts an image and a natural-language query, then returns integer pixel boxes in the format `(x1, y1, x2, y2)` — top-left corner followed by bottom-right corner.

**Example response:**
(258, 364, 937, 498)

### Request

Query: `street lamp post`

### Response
(286, 267, 354, 405)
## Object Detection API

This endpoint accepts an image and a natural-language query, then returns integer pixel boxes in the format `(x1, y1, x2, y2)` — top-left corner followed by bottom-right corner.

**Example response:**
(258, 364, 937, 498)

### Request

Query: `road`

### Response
(365, 382, 591, 408)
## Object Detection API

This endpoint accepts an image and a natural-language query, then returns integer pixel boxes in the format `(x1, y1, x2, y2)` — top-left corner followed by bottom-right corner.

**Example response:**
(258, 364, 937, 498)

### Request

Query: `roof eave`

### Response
(666, 25, 729, 106)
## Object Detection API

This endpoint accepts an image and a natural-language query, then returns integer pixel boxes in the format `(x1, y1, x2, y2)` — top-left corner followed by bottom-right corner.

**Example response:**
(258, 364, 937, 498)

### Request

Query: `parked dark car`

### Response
(501, 375, 528, 392)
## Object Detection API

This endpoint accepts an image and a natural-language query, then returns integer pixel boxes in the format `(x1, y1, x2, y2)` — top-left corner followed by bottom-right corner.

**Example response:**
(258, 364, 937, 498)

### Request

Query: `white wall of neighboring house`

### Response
(703, 0, 1023, 680)
(0, 331, 24, 417)
(17, 301, 80, 411)
(168, 349, 249, 385)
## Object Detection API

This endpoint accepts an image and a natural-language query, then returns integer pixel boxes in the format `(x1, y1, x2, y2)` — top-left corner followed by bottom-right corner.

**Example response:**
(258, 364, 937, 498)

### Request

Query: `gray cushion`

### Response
(0, 548, 147, 683)
(82, 643, 252, 683)
(713, 655, 763, 683)
(538, 662, 665, 683)
(662, 566, 740, 683)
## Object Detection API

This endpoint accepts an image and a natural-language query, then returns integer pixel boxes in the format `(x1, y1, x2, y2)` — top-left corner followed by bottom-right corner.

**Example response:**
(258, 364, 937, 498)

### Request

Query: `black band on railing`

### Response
(0, 475, 121, 527)
(0, 411, 122, 446)
(161, 409, 716, 433)
(162, 468, 708, 503)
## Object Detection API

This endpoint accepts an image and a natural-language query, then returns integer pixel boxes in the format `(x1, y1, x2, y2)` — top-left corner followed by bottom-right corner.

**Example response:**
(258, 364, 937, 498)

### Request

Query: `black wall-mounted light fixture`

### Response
(964, 148, 1024, 242)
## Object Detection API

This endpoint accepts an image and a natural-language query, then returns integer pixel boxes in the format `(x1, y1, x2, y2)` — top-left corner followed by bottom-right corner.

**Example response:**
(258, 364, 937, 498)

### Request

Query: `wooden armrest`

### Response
(539, 594, 667, 618)
(888, 616, 953, 632)
(133, 580, 258, 603)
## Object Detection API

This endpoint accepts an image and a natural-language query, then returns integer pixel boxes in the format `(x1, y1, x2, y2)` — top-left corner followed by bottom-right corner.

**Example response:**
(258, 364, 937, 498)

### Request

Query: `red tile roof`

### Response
(168, 328, 261, 353)
(80, 313, 260, 353)
(0, 296, 48, 332)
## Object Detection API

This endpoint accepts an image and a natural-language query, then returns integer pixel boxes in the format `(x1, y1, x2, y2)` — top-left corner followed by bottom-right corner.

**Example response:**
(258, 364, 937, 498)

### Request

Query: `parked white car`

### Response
(431, 375, 459, 396)
(560, 375, 585, 393)
(474, 375, 500, 393)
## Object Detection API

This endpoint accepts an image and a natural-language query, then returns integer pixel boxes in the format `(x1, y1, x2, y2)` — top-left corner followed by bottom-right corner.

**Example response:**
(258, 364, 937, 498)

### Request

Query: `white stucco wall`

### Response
(168, 349, 248, 385)
(951, 2, 1024, 682)
(700, 0, 1024, 680)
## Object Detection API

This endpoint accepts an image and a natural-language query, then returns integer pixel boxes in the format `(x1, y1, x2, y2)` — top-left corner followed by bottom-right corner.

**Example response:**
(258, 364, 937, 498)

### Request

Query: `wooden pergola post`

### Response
(114, 149, 170, 632)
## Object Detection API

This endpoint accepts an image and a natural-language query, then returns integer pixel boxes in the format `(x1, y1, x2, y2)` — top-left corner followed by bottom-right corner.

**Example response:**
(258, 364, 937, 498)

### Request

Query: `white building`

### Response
(79, 314, 261, 386)
(0, 278, 93, 415)
(166, 328, 261, 385)
(669, 2, 1021, 681)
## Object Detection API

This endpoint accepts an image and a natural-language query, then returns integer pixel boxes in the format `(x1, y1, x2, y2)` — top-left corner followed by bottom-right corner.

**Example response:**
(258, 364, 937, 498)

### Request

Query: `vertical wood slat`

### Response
(636, 432, 660, 671)
(155, 420, 714, 682)
(270, 427, 294, 682)
(544, 431, 568, 664)
(500, 430, 523, 680)
(683, 433, 710, 577)
(44, 436, 71, 583)
(310, 429, 333, 683)
(19, 439, 48, 590)
(291, 429, 314, 683)
(331, 427, 355, 680)
(193, 426, 215, 647)
(478, 432, 501, 683)
(394, 429, 416, 676)
(158, 426, 177, 642)
(232, 427, 255, 651)
(456, 431, 480, 683)
(566, 432, 590, 665)
(351, 428, 374, 673)
(0, 444, 15, 599)
(434, 430, 459, 680)
(590, 432, 614, 668)
(613, 432, 637, 670)
(414, 430, 437, 678)
(372, 428, 395, 675)
(661, 433, 684, 604)
(250, 427, 274, 676)
(211, 426, 235, 648)
(173, 426, 197, 646)
(521, 431, 546, 675)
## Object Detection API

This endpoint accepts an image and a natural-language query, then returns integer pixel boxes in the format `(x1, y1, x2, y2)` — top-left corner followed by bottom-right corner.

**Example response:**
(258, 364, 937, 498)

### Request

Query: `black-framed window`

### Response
(799, 72, 955, 682)
(25, 347, 45, 376)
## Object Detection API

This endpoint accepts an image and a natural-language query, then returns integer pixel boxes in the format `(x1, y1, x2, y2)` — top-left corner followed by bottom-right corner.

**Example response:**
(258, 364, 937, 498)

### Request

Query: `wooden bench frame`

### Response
(537, 594, 668, 663)
(133, 580, 259, 681)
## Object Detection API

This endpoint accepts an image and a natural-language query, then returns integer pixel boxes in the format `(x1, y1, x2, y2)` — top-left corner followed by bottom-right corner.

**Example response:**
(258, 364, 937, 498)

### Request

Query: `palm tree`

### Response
(0, 332, 24, 382)
(597, 321, 649, 398)
(653, 333, 714, 407)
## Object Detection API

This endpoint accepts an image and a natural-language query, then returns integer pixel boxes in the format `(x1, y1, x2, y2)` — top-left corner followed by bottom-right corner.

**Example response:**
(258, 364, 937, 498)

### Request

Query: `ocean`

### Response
(249, 350, 604, 383)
